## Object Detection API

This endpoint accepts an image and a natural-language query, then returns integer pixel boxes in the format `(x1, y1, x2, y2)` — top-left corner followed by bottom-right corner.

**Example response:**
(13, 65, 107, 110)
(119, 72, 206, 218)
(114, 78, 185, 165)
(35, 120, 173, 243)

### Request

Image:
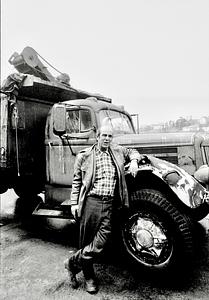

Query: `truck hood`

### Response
(113, 132, 208, 148)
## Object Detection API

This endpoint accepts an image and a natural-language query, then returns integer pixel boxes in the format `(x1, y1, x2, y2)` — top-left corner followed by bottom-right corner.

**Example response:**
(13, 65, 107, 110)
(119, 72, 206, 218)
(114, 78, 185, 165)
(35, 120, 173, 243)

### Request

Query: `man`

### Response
(64, 125, 142, 294)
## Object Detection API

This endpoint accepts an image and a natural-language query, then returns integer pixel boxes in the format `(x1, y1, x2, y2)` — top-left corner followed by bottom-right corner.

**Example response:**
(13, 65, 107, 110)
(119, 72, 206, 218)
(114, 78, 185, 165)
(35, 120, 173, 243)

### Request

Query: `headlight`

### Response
(194, 165, 209, 184)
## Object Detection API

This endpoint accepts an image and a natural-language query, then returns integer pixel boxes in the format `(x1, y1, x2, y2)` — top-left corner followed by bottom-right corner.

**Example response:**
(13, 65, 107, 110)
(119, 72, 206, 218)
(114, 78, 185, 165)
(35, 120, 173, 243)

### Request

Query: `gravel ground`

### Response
(1, 189, 209, 300)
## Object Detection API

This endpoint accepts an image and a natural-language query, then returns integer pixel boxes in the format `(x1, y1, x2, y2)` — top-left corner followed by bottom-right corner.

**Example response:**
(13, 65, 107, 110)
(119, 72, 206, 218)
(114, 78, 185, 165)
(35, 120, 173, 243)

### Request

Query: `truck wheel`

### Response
(122, 189, 194, 273)
(189, 202, 209, 221)
(14, 176, 42, 198)
(0, 185, 8, 194)
(15, 195, 43, 227)
(0, 173, 9, 194)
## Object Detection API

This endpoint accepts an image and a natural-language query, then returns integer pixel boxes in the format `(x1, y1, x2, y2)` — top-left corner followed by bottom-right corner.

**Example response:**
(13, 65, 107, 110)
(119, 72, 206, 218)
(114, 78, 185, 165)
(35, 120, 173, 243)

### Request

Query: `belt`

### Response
(88, 194, 114, 201)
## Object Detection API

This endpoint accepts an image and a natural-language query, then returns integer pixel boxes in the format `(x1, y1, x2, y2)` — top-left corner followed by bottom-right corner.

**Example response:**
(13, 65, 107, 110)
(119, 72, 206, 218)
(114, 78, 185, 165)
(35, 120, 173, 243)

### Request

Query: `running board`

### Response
(32, 203, 75, 221)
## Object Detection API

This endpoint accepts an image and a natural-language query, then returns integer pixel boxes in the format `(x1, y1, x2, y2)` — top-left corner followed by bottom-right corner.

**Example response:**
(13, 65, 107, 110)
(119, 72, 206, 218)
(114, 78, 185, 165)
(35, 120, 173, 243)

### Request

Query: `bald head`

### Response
(97, 126, 113, 151)
(97, 125, 113, 137)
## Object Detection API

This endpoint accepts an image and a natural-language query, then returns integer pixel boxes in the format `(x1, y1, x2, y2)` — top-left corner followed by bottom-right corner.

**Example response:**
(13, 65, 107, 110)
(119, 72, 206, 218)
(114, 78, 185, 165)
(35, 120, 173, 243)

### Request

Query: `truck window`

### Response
(99, 110, 134, 134)
(66, 109, 92, 133)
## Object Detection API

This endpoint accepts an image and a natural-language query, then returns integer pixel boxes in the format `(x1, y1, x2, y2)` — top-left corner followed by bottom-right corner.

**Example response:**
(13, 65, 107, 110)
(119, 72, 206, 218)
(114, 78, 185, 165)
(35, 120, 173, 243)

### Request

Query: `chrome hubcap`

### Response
(130, 216, 170, 261)
(135, 229, 154, 248)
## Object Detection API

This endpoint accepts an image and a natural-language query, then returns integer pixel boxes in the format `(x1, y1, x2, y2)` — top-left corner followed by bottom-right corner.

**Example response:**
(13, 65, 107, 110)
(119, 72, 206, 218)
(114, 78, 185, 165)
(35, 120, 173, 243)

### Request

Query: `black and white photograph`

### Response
(1, 1, 209, 299)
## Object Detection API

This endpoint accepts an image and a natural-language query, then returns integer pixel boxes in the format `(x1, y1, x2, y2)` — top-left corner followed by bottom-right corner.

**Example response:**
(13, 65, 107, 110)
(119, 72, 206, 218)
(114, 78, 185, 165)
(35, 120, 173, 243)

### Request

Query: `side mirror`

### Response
(53, 105, 66, 134)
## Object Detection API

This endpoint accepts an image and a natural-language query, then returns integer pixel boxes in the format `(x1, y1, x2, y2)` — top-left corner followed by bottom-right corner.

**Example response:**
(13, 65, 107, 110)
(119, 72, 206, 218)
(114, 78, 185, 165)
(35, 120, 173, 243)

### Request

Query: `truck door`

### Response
(47, 106, 96, 186)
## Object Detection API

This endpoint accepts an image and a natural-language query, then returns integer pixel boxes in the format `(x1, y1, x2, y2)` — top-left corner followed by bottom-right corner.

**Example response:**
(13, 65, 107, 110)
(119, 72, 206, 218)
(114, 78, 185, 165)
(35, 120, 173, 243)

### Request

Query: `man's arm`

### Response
(122, 147, 143, 177)
(122, 147, 142, 162)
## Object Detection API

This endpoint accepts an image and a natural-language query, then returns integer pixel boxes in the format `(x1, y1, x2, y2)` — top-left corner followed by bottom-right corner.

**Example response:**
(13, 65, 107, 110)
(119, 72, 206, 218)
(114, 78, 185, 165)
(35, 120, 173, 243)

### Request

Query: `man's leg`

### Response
(65, 197, 112, 293)
(80, 197, 113, 293)
(64, 250, 81, 289)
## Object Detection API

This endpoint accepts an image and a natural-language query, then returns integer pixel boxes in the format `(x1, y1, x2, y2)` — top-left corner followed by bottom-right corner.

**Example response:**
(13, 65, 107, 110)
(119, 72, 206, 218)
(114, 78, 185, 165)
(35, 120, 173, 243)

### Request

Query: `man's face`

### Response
(97, 128, 113, 151)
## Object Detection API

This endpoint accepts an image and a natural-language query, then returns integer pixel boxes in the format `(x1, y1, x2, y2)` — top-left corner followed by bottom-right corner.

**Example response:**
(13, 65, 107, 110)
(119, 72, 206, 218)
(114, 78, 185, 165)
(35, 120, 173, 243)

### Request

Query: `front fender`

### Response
(135, 156, 209, 209)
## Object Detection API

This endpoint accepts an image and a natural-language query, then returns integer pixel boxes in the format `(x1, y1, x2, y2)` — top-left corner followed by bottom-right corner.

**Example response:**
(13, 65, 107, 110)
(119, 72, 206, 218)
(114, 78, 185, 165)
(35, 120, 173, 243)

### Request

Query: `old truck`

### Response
(1, 47, 209, 274)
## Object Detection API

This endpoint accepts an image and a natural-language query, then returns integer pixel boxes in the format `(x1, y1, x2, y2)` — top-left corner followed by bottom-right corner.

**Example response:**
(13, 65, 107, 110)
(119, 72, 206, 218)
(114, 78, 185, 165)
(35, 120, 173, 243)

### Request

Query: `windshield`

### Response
(99, 110, 135, 134)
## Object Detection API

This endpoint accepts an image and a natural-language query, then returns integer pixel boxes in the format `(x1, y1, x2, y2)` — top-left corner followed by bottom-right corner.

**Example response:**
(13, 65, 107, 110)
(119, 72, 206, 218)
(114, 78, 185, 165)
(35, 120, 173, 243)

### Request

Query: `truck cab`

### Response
(45, 97, 137, 204)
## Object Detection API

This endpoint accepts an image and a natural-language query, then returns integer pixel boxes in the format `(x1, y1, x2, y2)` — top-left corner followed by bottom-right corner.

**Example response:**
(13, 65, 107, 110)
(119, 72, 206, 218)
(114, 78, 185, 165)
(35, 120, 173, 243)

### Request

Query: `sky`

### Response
(1, 0, 209, 125)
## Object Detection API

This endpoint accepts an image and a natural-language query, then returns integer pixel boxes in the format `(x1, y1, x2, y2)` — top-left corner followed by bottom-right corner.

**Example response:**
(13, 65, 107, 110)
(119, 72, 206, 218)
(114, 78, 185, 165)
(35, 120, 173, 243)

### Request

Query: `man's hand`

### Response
(71, 204, 79, 219)
(129, 159, 139, 177)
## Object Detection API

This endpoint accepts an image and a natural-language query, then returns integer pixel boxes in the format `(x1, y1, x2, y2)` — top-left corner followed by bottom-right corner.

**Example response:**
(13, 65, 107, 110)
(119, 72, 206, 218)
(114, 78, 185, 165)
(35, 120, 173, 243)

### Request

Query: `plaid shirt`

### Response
(89, 147, 117, 197)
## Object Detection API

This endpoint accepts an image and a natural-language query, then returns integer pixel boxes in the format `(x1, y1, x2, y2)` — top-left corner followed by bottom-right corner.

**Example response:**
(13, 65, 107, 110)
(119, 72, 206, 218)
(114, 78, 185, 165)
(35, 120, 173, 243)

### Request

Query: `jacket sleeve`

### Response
(70, 152, 83, 205)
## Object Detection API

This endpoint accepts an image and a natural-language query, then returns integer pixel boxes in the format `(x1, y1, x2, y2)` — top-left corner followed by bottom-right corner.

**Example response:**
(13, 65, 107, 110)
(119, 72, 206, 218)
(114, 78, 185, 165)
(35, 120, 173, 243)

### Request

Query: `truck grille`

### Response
(136, 146, 178, 165)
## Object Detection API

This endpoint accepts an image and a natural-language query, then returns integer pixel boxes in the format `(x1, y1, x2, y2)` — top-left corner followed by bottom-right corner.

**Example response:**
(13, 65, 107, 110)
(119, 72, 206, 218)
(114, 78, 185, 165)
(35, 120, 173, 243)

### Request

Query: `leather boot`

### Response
(82, 258, 98, 294)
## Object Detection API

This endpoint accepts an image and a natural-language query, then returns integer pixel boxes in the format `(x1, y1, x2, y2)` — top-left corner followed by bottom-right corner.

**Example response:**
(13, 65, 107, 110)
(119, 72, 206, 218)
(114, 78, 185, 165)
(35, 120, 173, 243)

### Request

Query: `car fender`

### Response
(136, 156, 209, 209)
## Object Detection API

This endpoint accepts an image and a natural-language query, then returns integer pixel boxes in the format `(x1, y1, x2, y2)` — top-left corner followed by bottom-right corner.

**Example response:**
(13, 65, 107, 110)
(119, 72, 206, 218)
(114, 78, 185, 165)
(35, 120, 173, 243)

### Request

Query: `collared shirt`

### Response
(89, 146, 117, 197)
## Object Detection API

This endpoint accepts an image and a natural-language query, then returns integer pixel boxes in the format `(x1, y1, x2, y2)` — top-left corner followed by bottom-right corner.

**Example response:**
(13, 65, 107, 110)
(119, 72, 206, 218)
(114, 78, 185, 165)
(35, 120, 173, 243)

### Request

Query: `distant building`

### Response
(182, 125, 200, 132)
(202, 126, 209, 132)
(152, 123, 165, 131)
(199, 116, 209, 125)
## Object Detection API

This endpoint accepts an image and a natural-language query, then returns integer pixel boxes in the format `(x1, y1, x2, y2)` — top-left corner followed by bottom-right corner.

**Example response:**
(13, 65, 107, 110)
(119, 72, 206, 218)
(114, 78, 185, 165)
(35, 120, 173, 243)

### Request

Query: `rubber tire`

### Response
(0, 185, 8, 194)
(122, 189, 194, 273)
(15, 195, 43, 228)
(189, 202, 209, 221)
(14, 176, 43, 198)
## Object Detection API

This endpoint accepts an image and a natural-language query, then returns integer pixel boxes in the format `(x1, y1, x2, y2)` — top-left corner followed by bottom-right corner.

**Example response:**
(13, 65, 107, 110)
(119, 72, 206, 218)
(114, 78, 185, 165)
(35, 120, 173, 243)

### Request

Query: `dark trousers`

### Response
(70, 196, 113, 272)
